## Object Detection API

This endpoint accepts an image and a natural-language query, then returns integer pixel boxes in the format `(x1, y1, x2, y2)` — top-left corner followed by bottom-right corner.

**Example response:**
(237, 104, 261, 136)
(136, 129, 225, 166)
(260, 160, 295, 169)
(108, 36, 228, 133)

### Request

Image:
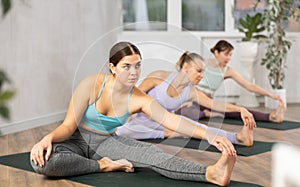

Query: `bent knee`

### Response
(30, 155, 59, 177)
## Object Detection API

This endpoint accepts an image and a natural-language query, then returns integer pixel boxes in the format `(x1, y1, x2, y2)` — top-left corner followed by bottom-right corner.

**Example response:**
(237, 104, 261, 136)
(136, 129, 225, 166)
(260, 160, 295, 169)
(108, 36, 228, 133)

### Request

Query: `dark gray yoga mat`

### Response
(0, 152, 262, 187)
(201, 117, 300, 130)
(142, 138, 275, 156)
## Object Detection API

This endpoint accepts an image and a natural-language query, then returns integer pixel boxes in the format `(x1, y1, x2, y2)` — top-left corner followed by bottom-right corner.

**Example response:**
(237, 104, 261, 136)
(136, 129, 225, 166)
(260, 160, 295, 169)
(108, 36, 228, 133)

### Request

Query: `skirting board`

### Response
(0, 111, 66, 135)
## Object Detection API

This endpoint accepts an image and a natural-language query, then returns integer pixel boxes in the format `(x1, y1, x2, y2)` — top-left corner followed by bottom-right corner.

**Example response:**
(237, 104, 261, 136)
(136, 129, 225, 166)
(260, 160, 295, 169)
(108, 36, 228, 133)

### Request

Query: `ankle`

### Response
(98, 157, 110, 172)
(206, 165, 230, 186)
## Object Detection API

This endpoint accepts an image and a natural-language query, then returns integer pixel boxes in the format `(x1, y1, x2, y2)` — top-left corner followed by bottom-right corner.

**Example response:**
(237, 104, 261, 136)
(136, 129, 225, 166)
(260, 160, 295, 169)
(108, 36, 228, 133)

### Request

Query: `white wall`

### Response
(0, 0, 122, 134)
(118, 32, 202, 84)
(1, 1, 299, 135)
(120, 33, 300, 104)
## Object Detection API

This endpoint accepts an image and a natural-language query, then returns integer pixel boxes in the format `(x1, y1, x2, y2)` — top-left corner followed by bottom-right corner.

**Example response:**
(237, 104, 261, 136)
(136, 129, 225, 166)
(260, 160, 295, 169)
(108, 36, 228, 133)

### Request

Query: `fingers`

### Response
(245, 117, 256, 129)
(37, 147, 45, 167)
(31, 145, 47, 167)
(215, 137, 236, 156)
(30, 150, 37, 166)
(45, 145, 52, 161)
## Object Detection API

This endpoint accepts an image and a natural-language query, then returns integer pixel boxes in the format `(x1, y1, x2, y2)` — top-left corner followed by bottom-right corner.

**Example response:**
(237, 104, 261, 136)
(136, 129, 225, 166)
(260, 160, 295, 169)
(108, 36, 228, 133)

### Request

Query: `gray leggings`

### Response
(31, 127, 207, 182)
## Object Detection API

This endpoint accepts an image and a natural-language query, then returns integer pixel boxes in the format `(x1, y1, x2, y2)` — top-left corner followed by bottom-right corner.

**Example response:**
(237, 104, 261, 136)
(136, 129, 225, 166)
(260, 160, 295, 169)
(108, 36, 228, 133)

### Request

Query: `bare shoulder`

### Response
(224, 66, 238, 79)
(131, 86, 149, 98)
(75, 73, 107, 102)
(77, 73, 105, 90)
(129, 86, 153, 113)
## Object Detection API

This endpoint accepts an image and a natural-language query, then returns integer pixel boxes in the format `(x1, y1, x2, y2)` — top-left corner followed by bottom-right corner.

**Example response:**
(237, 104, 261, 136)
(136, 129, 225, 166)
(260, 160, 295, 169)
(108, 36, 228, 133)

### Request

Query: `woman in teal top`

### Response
(30, 41, 240, 186)
(177, 40, 286, 123)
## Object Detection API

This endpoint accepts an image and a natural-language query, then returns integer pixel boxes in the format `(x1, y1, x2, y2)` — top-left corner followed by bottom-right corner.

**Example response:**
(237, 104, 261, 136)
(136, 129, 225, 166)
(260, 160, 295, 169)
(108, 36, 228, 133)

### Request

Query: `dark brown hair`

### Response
(109, 41, 141, 67)
(210, 40, 234, 54)
(176, 51, 204, 70)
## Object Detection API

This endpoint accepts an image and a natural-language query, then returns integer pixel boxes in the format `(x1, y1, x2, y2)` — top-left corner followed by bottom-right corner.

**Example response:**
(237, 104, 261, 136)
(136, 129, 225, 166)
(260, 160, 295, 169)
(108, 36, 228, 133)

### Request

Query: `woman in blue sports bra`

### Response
(29, 41, 238, 186)
(178, 40, 286, 123)
(116, 51, 255, 147)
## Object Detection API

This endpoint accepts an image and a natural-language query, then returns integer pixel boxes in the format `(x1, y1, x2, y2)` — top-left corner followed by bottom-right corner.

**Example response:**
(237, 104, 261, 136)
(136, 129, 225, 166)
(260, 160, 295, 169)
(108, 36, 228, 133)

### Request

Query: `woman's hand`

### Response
(30, 136, 53, 167)
(206, 133, 236, 156)
(240, 108, 256, 129)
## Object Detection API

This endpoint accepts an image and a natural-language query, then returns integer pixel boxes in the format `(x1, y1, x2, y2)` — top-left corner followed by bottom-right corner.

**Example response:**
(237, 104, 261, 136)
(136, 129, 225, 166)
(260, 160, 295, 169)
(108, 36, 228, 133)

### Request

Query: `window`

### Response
(122, 0, 167, 31)
(233, 0, 265, 29)
(182, 0, 225, 31)
(234, 0, 300, 32)
(122, 0, 300, 33)
(287, 0, 300, 32)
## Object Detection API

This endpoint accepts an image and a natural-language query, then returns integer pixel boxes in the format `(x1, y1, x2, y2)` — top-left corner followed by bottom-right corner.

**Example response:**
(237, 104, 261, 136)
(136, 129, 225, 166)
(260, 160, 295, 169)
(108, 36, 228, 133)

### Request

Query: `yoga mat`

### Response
(142, 138, 275, 156)
(200, 118, 300, 130)
(0, 152, 263, 187)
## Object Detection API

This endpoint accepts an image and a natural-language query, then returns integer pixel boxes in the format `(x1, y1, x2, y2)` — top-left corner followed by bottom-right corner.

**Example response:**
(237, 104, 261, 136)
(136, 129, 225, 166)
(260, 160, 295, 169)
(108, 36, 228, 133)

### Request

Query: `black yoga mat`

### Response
(142, 138, 275, 156)
(200, 117, 300, 130)
(0, 152, 262, 187)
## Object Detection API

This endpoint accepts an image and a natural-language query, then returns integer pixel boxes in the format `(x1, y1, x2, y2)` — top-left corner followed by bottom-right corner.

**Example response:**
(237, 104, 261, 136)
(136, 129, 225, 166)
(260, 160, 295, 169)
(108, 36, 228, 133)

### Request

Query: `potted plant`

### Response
(0, 70, 15, 120)
(1, 0, 11, 17)
(1, 0, 14, 135)
(236, 12, 267, 107)
(256, 0, 300, 108)
(238, 12, 267, 42)
(0, 70, 15, 135)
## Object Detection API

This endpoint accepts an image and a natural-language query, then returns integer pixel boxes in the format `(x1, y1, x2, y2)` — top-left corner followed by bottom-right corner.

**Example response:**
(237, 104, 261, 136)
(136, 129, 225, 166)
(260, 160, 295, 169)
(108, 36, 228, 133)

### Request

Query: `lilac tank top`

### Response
(136, 72, 191, 121)
(147, 72, 191, 111)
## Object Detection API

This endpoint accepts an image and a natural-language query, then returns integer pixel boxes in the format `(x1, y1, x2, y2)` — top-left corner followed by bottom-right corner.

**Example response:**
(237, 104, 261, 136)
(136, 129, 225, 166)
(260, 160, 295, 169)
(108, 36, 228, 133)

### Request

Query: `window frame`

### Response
(121, 0, 300, 37)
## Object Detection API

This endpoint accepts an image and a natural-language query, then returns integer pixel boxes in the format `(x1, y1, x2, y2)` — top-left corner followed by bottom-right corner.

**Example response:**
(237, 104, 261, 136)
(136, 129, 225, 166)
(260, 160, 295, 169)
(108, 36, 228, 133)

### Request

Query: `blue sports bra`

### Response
(82, 75, 132, 133)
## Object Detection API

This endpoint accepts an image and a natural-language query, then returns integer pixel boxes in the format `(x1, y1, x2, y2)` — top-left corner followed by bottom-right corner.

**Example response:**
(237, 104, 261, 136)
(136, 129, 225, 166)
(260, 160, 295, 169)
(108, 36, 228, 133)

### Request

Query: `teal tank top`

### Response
(196, 66, 226, 95)
(82, 75, 132, 133)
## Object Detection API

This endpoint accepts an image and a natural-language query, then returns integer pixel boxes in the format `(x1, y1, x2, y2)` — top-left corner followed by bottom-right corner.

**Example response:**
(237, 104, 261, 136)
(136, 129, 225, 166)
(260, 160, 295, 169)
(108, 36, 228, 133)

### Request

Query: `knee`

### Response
(30, 159, 44, 175)
(30, 153, 59, 177)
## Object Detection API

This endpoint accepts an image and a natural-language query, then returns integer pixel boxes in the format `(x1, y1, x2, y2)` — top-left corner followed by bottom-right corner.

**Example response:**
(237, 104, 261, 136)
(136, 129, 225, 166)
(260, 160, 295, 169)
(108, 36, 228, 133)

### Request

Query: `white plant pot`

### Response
(236, 42, 259, 107)
(265, 89, 286, 109)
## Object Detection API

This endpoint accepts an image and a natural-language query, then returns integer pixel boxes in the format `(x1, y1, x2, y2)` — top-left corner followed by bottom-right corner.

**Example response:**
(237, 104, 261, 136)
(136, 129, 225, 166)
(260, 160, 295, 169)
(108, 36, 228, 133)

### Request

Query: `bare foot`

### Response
(206, 150, 237, 186)
(98, 157, 134, 173)
(236, 125, 253, 146)
(269, 103, 286, 123)
(203, 109, 224, 118)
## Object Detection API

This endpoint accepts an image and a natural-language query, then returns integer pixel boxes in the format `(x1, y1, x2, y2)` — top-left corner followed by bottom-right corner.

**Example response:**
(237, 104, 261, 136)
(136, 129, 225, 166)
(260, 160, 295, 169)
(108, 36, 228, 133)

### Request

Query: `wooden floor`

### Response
(0, 103, 300, 187)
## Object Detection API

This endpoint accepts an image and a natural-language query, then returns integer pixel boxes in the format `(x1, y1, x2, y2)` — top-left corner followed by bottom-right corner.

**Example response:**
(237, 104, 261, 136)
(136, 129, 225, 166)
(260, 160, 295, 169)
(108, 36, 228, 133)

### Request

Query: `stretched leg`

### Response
(95, 135, 207, 181)
(183, 116, 253, 146)
(94, 135, 236, 185)
(175, 102, 206, 120)
(116, 116, 164, 139)
(224, 110, 270, 122)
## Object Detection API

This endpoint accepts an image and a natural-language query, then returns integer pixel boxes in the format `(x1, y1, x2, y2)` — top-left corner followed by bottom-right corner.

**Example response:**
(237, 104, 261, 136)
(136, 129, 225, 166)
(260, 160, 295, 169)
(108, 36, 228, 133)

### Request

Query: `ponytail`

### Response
(176, 51, 204, 71)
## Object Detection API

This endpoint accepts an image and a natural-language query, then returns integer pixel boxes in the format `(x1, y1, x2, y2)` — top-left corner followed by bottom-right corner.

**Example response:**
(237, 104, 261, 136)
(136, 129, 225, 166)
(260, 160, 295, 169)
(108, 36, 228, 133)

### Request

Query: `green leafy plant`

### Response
(1, 0, 14, 123)
(1, 0, 11, 17)
(238, 12, 267, 42)
(0, 70, 15, 120)
(256, 0, 300, 89)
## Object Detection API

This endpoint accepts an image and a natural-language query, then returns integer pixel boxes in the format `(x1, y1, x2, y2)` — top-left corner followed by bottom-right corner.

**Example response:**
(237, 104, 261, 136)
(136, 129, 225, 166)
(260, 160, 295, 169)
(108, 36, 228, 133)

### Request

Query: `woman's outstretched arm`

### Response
(227, 67, 284, 104)
(131, 88, 236, 156)
(191, 88, 256, 129)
